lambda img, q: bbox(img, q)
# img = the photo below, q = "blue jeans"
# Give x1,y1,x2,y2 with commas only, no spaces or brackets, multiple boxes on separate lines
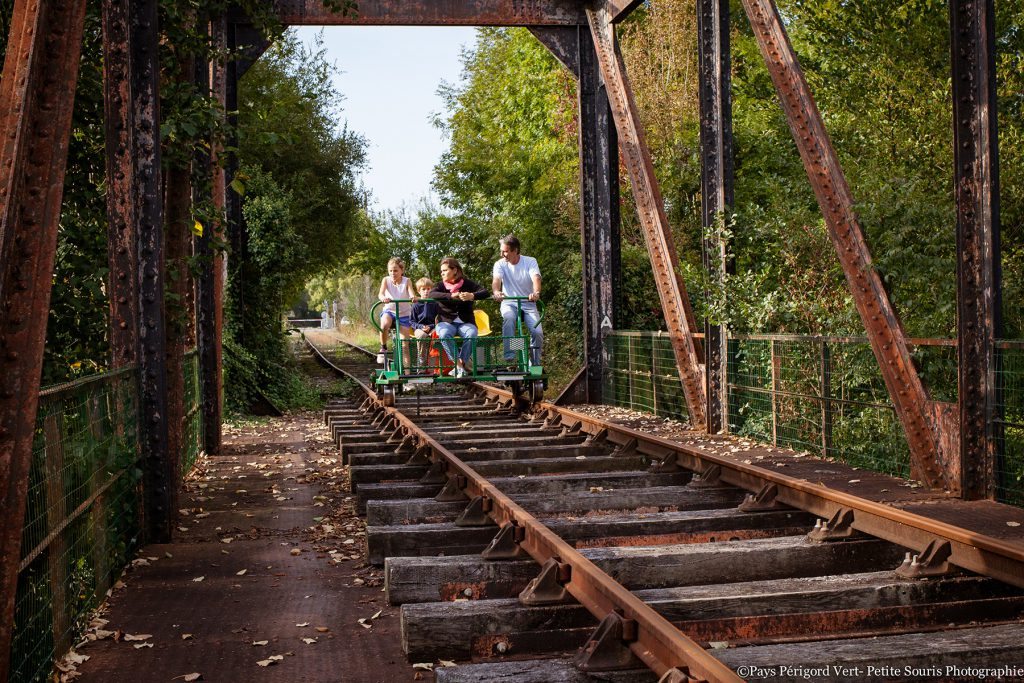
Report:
435,322,478,366
501,302,543,365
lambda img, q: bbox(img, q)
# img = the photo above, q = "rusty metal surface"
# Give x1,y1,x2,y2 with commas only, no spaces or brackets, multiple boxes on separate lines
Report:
272,0,586,25
697,0,733,435
587,7,708,429
0,0,88,677
485,386,1024,590
102,0,138,368
574,24,620,404
738,0,950,490
950,0,1001,500
379,411,740,680
198,15,229,455
130,0,174,541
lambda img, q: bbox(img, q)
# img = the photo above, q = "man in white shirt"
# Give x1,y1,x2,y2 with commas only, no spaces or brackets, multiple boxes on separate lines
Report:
492,235,543,366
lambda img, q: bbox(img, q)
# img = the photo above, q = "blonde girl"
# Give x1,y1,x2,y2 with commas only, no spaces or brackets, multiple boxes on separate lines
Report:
377,257,414,353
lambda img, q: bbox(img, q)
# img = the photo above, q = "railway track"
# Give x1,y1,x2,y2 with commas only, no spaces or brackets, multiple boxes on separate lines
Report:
304,332,1024,682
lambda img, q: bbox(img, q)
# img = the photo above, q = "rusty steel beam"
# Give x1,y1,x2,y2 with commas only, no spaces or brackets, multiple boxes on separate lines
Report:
129,0,174,540
383,404,742,681
602,0,645,23
165,36,197,486
103,0,138,368
586,7,707,429
0,1,88,677
739,0,949,490
533,25,620,404
198,15,230,455
697,0,734,435
271,0,586,25
950,0,1001,500
576,24,620,404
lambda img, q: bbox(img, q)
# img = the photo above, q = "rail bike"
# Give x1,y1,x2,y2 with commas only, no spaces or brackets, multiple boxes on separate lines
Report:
369,296,544,407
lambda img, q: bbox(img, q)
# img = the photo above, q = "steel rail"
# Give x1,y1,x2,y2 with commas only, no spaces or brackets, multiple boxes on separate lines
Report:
307,337,736,680
381,400,741,682
472,385,1024,590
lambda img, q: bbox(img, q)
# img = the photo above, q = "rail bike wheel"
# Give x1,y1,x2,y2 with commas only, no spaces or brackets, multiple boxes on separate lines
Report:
529,379,544,405
381,384,396,407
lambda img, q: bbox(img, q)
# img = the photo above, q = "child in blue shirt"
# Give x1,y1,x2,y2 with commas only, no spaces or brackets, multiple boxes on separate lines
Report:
410,277,439,371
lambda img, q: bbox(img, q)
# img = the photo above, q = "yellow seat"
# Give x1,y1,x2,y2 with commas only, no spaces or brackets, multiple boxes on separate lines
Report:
474,309,491,336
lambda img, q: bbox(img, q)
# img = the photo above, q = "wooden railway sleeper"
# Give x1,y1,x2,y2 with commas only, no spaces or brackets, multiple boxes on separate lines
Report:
481,522,528,561
519,557,572,606
435,475,469,502
738,482,786,512
895,539,956,579
454,495,497,527
807,507,859,542
573,610,643,672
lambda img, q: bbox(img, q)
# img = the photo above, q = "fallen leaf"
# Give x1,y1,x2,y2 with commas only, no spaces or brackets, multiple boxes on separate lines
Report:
290,548,301,556
133,643,154,649
252,640,268,646
412,663,434,671
301,638,317,645
315,627,329,633
256,660,275,668
370,610,382,620
439,660,457,667
193,576,205,583
181,633,193,640
296,622,309,628
848,479,861,484
236,569,247,576
1009,521,1021,527
123,634,152,642
183,674,202,682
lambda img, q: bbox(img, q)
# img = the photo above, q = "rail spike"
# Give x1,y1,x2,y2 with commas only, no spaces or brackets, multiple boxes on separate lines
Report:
519,558,572,605
419,460,447,485
689,463,722,488
573,610,643,672
738,482,786,512
807,508,859,543
435,475,469,502
481,522,528,561
657,668,695,683
404,445,431,466
454,496,496,527
895,540,957,579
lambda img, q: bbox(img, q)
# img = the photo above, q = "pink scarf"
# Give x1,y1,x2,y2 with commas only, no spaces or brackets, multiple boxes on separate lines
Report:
442,278,464,293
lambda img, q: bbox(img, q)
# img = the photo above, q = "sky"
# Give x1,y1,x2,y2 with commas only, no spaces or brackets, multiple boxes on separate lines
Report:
293,26,478,214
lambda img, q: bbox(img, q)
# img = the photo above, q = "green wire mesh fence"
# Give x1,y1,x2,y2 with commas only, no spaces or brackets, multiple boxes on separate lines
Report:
11,352,202,682
602,332,690,422
602,331,1024,504
996,343,1024,506
181,349,203,480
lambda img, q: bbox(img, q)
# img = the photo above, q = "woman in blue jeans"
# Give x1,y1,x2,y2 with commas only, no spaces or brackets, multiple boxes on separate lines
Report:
429,257,491,378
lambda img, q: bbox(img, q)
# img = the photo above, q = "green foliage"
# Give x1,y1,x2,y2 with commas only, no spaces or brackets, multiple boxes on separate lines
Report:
227,30,367,413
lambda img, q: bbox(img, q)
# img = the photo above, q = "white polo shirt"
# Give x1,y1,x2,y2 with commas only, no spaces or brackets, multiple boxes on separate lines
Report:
493,255,541,299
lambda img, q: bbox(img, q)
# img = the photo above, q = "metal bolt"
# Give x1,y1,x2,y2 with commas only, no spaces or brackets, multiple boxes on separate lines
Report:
495,641,508,654
463,588,473,597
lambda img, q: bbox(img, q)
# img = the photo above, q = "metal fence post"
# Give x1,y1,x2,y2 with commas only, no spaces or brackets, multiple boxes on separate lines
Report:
43,414,70,658
821,339,833,458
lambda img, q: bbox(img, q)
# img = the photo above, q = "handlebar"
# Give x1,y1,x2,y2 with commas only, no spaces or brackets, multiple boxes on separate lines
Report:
369,296,545,332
